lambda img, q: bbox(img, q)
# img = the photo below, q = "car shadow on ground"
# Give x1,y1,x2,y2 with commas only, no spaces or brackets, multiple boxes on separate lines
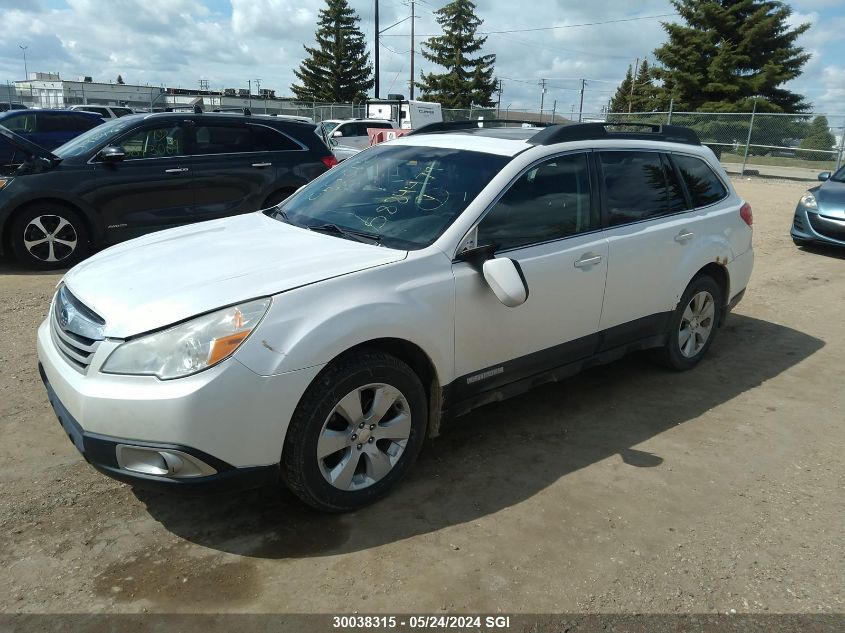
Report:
134,313,823,559
0,256,69,276
797,243,845,260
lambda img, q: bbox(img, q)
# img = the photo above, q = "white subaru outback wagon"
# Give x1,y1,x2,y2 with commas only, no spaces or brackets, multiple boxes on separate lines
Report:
37,121,754,511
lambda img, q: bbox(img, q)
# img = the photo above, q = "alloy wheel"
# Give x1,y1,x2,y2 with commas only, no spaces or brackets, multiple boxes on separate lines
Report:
678,290,715,358
23,215,78,263
317,383,412,491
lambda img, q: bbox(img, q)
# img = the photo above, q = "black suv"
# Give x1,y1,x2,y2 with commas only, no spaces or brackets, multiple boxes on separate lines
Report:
0,112,336,269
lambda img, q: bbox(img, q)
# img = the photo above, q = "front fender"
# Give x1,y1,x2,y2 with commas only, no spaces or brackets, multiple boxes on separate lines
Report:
234,254,456,384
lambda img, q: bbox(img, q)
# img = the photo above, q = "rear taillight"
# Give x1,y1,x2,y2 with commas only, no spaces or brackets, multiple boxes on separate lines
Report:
740,202,753,227
321,155,339,169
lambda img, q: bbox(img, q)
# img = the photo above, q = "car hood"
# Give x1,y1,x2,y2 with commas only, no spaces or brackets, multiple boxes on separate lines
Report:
0,124,60,161
62,212,407,338
817,180,845,218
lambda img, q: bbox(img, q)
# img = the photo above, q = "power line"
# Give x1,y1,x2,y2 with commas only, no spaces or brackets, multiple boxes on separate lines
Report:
381,13,677,36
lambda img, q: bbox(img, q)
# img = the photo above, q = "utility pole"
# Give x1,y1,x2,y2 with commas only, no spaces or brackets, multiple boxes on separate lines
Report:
19,45,28,80
539,78,547,122
495,78,503,118
374,0,380,99
409,0,415,99
247,79,252,109
578,79,586,122
628,57,639,114
254,78,263,113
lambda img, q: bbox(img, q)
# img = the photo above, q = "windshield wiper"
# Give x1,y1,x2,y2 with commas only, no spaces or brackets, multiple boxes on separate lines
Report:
306,223,382,245
267,207,293,224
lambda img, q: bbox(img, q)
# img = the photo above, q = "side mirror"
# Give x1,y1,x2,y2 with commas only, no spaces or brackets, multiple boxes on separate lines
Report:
332,130,343,138
99,145,126,163
818,171,831,182
482,258,528,307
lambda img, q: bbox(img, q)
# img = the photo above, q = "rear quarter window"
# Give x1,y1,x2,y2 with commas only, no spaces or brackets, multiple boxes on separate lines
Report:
250,125,302,151
673,154,728,207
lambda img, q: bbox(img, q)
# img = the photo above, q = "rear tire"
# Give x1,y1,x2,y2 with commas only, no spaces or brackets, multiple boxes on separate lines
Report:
10,203,89,270
651,275,723,371
281,349,427,512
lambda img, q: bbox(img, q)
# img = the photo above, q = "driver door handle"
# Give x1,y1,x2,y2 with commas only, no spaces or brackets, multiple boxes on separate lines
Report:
252,162,272,168
164,168,189,174
574,255,602,268
675,230,695,243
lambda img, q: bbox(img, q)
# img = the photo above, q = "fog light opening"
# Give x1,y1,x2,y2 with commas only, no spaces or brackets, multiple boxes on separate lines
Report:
116,445,217,478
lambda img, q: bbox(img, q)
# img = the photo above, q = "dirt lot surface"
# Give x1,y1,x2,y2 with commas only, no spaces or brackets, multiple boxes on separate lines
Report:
1,177,843,619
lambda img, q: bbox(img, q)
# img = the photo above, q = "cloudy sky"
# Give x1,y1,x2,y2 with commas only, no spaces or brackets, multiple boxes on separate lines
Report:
1,0,844,114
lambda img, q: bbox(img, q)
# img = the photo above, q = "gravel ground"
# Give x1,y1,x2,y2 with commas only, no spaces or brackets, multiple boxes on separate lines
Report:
0,177,843,618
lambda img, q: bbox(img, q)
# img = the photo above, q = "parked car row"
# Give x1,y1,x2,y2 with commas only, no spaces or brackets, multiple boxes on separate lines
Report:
0,111,337,268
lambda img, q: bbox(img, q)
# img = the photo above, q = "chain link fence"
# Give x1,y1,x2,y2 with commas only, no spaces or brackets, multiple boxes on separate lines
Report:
595,111,845,175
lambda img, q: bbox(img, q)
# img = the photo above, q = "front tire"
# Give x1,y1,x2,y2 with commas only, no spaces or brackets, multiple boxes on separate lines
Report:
10,203,89,270
282,349,427,512
652,275,723,371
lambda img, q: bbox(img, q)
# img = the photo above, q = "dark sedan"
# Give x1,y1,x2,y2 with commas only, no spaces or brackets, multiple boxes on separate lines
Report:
0,112,337,269
792,166,845,248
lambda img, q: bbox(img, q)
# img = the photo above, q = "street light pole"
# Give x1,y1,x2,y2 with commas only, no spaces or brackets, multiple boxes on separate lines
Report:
19,45,28,80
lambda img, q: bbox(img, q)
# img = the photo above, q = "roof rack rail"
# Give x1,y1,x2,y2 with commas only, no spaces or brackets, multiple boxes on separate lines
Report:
530,122,700,146
408,119,552,136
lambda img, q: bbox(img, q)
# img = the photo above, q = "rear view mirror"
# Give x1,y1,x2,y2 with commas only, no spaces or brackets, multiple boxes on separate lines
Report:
482,258,528,307
818,171,831,182
99,145,126,163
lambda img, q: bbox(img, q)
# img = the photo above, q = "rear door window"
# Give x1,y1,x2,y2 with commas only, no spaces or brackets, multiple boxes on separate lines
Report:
194,124,254,155
599,151,688,227
672,154,728,207
112,107,133,118
36,114,72,133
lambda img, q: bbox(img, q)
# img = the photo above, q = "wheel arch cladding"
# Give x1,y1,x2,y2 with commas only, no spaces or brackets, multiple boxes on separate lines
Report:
693,262,730,326
328,338,442,439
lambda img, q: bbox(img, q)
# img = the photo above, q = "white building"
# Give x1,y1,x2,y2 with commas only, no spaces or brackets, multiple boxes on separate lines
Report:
15,72,166,110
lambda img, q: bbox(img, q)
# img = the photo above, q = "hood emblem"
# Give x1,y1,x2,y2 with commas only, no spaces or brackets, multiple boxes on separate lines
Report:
59,305,70,329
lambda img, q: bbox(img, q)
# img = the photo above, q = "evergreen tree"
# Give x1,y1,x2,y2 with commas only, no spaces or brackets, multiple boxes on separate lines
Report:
416,0,497,108
609,66,634,113
291,0,373,102
116,75,124,85
799,115,835,160
653,1,811,113
610,61,662,113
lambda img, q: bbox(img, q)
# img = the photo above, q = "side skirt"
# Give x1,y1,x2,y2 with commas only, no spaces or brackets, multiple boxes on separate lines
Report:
441,312,672,422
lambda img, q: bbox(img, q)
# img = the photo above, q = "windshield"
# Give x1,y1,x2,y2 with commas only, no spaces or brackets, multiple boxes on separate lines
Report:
268,143,509,250
832,165,845,183
321,121,340,133
53,117,137,159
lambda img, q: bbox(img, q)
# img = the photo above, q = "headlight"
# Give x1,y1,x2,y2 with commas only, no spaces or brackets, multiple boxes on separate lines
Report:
799,191,818,209
102,298,271,379
0,177,12,190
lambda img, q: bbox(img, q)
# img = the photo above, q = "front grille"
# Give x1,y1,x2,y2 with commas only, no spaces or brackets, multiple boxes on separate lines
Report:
50,286,105,373
808,213,845,242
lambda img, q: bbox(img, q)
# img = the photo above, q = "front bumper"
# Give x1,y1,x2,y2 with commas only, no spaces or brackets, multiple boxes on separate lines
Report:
37,316,324,488
791,206,845,247
41,364,278,492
